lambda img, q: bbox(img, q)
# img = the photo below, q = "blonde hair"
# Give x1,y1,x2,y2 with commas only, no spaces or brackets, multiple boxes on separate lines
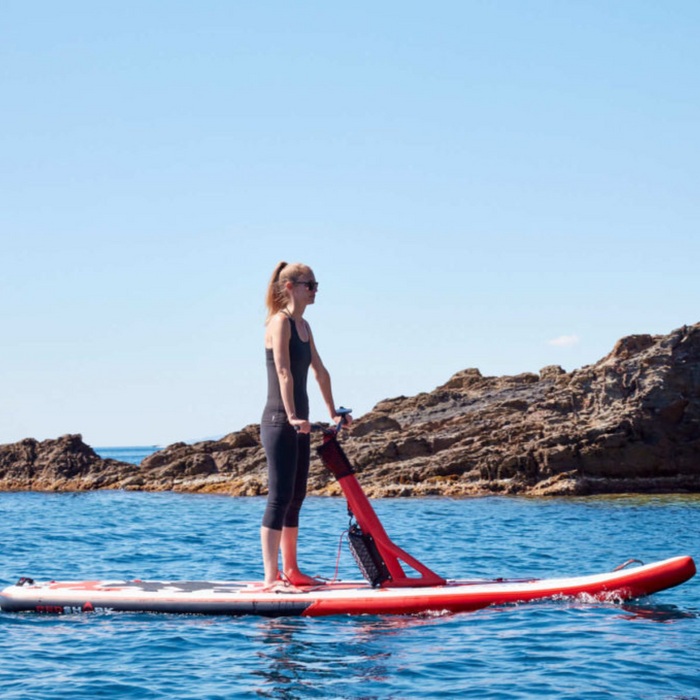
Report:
265,261,313,323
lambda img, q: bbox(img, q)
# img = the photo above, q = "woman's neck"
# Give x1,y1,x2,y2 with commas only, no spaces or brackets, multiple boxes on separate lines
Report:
283,302,305,322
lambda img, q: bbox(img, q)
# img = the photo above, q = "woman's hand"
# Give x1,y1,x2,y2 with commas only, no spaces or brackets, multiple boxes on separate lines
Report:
332,412,352,428
289,418,312,434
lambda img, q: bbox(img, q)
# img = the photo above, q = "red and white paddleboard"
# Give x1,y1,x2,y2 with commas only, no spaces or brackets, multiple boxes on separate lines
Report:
1,555,695,617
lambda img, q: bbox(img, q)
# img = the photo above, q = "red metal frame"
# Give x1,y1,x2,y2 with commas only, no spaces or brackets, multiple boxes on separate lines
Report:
318,434,446,588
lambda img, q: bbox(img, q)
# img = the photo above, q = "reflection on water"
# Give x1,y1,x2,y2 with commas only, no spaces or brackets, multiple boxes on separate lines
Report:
618,602,700,623
252,617,393,698
248,597,700,697
575,493,700,508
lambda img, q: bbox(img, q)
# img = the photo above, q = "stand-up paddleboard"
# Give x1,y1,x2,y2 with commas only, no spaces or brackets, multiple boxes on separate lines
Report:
0,556,695,617
1,414,696,617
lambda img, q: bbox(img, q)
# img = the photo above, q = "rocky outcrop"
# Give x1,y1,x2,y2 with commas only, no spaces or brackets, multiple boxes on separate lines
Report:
2,322,699,497
336,323,700,497
0,434,140,491
132,425,267,495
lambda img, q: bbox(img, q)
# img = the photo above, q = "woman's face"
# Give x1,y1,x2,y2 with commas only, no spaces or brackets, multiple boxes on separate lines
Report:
290,271,318,306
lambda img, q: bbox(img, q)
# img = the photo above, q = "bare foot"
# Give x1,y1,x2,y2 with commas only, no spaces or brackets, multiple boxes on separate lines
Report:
261,580,303,594
283,570,324,586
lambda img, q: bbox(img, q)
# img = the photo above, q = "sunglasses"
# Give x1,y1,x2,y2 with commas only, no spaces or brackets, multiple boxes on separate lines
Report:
295,280,319,291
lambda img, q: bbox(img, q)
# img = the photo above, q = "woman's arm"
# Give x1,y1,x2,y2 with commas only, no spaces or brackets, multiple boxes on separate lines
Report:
269,314,310,432
308,324,351,426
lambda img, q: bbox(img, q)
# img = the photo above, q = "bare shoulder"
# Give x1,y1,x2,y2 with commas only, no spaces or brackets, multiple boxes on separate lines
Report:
265,313,291,346
269,312,291,332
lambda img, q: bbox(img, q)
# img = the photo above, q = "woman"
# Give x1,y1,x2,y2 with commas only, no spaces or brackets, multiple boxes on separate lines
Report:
261,261,349,591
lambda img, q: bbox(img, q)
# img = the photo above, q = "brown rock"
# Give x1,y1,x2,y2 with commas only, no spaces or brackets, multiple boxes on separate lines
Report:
331,322,700,497
350,413,402,437
0,434,138,491
540,365,566,381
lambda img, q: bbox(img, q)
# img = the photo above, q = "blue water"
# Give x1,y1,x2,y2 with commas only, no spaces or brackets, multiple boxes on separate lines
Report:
1,450,699,699
94,446,160,465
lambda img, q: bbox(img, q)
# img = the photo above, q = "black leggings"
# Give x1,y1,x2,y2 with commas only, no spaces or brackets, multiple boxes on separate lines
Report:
261,423,311,531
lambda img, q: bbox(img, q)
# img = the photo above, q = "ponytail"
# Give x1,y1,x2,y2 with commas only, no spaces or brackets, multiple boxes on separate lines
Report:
264,261,313,323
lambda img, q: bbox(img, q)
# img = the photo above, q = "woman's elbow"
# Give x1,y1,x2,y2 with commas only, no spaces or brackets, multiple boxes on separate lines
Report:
315,366,331,384
276,367,292,383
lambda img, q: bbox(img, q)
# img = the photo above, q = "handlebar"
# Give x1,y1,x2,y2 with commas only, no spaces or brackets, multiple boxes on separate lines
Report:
306,406,352,435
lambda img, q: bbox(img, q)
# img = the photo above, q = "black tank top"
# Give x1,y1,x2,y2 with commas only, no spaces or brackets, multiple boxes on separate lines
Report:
262,315,312,425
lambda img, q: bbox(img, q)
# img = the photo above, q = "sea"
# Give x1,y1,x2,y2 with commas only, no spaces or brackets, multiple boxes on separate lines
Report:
0,446,698,699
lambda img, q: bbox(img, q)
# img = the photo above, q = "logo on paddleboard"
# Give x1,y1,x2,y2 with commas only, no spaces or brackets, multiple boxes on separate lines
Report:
35,603,113,614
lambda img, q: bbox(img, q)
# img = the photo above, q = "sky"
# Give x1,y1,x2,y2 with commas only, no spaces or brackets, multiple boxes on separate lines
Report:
1,1,698,447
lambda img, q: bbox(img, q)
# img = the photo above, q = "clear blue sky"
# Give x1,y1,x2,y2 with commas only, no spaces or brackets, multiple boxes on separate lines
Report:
2,1,698,446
